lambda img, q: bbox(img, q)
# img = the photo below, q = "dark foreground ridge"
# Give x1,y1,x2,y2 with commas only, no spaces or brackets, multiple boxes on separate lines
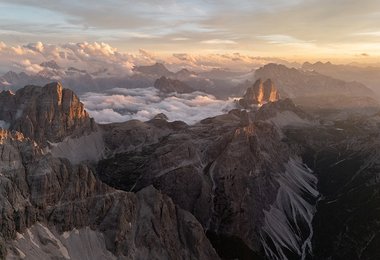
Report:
1,82,380,259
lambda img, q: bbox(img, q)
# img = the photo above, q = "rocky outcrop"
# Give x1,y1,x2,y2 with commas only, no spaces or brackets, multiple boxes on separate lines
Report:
238,79,279,107
97,105,316,258
0,129,219,259
93,96,327,260
0,83,220,259
151,113,169,121
154,76,194,94
0,82,95,145
2,78,380,260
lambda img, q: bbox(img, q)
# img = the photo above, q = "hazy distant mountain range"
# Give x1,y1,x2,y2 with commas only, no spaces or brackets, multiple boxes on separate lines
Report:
302,61,380,96
0,61,252,98
1,60,377,101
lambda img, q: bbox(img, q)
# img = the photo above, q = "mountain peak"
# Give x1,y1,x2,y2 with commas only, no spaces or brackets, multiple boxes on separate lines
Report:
133,63,173,77
238,78,279,108
154,76,194,94
0,82,95,144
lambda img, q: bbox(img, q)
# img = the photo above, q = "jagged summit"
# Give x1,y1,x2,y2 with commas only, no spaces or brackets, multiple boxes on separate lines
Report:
238,78,279,108
152,113,169,121
133,62,173,77
154,76,194,94
0,82,95,144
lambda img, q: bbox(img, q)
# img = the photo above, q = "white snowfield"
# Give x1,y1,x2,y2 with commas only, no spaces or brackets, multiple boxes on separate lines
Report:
6,223,116,260
260,157,319,260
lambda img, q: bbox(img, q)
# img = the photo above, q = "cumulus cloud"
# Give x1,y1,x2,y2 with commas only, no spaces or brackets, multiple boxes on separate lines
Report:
0,41,152,75
81,87,237,124
18,59,43,73
0,41,299,75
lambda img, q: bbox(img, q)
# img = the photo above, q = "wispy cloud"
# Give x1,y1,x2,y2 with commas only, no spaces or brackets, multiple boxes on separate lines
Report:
172,37,190,41
256,34,316,49
201,39,238,45
352,31,380,37
256,35,310,44
1,0,380,58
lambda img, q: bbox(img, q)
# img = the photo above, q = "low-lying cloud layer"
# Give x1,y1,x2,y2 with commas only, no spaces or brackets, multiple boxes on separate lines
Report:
81,87,237,124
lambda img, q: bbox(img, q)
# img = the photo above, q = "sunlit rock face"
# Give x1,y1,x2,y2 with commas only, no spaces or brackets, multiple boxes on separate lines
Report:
239,79,279,108
0,82,96,145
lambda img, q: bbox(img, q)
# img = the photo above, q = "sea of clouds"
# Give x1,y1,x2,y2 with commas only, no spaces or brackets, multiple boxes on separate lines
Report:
81,87,237,125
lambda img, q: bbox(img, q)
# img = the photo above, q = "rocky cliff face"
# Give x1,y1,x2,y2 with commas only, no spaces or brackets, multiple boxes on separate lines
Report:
96,101,319,259
3,81,378,260
0,129,219,260
238,79,279,108
0,83,219,260
0,82,95,145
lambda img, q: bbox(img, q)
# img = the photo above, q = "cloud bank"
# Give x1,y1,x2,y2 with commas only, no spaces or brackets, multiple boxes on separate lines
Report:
0,41,296,75
81,87,237,125
0,41,142,75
